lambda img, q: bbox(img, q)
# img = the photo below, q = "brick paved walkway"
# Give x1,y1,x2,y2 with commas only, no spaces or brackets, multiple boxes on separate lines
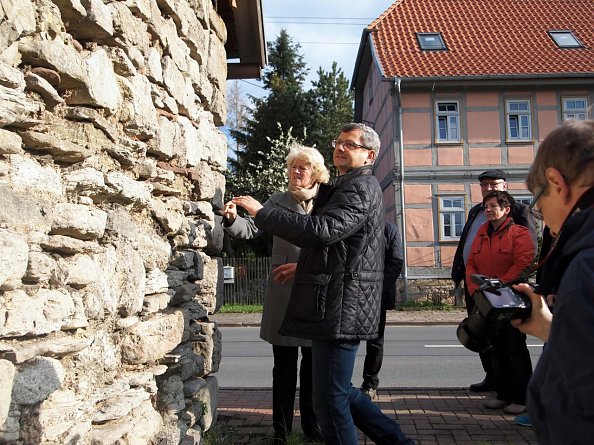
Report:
217,387,537,444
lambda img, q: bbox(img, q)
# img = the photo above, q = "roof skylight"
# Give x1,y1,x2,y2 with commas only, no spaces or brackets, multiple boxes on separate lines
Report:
549,31,582,48
416,32,447,51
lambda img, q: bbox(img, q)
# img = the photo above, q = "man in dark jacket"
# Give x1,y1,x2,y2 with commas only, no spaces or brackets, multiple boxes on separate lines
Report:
361,221,404,399
512,119,594,443
232,123,413,444
451,169,536,392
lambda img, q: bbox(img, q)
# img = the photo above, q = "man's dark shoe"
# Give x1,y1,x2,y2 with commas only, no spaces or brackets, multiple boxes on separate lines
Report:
469,377,495,392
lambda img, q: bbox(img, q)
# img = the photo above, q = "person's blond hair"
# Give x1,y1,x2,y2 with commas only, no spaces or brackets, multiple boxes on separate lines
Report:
286,144,330,184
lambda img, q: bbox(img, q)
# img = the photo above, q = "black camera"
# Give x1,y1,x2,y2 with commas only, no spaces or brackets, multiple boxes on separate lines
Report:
456,274,531,353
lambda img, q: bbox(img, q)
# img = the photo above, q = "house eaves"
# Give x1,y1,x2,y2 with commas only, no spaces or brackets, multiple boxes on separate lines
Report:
218,0,267,79
393,72,594,91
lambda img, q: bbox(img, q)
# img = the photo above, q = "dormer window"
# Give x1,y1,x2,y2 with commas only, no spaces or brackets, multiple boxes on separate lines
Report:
549,31,582,48
416,33,446,51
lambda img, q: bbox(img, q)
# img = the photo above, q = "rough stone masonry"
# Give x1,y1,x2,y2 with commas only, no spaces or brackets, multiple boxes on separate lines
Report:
0,0,230,443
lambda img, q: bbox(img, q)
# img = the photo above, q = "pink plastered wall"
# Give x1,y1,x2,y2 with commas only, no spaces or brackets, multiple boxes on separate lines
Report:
401,93,431,145
406,208,434,241
404,149,432,166
437,145,463,165
509,145,535,164
468,146,502,165
407,246,435,267
404,184,432,204
440,245,458,267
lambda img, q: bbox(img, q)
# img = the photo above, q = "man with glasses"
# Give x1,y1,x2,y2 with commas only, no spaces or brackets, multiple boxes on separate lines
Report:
233,123,413,444
511,119,594,443
452,169,537,392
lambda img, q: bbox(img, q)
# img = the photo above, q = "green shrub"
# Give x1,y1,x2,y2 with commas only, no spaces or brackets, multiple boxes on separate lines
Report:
395,300,454,311
219,303,263,313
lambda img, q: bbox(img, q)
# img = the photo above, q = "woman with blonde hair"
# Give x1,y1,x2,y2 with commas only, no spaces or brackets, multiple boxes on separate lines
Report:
223,143,329,444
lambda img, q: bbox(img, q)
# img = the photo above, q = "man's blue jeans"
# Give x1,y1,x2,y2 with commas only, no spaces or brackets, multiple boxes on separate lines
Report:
311,339,414,445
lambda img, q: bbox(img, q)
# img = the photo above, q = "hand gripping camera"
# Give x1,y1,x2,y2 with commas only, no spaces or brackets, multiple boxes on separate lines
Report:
456,274,532,353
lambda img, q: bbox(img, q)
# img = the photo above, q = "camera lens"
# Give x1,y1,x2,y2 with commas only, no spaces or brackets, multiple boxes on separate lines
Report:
456,314,497,353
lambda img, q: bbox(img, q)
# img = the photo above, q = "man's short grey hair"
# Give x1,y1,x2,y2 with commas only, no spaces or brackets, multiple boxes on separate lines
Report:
340,123,381,154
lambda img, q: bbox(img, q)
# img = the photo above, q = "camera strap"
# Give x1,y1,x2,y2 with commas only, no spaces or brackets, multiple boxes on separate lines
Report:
501,231,560,289
529,233,560,276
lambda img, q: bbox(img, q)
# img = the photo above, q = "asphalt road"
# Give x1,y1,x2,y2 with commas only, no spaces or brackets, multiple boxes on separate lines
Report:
217,325,545,388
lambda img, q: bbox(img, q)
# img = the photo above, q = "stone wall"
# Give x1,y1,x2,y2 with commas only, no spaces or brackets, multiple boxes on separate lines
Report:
397,279,457,306
0,0,229,443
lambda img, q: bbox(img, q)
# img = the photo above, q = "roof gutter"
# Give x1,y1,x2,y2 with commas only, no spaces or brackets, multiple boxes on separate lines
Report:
395,73,594,90
399,72,594,82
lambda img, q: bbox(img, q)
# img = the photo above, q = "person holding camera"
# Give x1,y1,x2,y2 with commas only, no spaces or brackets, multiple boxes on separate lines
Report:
511,119,594,443
465,190,535,414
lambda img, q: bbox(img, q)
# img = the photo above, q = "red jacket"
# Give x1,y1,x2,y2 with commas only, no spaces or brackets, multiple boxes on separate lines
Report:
466,216,535,296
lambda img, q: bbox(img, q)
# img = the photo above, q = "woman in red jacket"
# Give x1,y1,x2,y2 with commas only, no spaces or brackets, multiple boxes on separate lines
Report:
466,190,535,415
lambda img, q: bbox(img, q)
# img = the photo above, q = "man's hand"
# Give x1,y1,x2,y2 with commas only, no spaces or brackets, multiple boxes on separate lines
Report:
232,196,263,217
223,200,237,223
272,263,297,284
511,283,553,342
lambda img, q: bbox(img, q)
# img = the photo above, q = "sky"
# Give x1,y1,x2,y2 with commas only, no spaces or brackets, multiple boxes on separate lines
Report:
235,0,396,99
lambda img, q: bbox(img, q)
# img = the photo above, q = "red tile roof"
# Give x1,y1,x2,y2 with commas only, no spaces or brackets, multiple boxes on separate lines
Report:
369,0,594,79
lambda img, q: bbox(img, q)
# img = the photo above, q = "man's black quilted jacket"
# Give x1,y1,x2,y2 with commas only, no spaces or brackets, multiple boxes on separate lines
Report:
254,165,385,340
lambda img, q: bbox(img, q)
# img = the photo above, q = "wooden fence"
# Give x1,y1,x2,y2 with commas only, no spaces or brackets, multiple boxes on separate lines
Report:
222,257,270,305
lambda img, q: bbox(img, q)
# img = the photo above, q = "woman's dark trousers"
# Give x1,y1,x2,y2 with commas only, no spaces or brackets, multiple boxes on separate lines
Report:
491,322,533,405
272,345,317,442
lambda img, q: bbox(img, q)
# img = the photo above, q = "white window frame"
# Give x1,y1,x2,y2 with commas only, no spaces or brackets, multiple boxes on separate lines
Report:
506,99,532,142
562,97,589,121
435,101,460,143
438,196,465,241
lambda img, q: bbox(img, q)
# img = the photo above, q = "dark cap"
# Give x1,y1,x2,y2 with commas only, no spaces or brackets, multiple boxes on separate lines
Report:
478,169,507,181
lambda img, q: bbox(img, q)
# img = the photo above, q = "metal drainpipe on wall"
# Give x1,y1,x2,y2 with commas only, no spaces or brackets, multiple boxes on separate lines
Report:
394,77,408,301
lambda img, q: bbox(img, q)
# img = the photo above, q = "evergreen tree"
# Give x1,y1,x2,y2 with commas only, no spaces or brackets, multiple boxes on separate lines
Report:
229,29,310,178
306,62,354,165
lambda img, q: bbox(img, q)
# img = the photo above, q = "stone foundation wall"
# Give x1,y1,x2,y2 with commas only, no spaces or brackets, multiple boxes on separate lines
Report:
397,279,458,306
0,0,228,443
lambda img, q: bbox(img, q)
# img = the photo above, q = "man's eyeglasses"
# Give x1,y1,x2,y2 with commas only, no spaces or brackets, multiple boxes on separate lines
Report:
332,139,372,151
480,180,505,189
529,186,546,220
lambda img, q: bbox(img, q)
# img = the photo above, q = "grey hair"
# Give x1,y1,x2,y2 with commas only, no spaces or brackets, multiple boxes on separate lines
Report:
286,144,330,184
340,122,381,154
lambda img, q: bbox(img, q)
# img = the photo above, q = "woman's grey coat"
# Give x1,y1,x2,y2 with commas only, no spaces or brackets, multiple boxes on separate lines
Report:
224,191,311,347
